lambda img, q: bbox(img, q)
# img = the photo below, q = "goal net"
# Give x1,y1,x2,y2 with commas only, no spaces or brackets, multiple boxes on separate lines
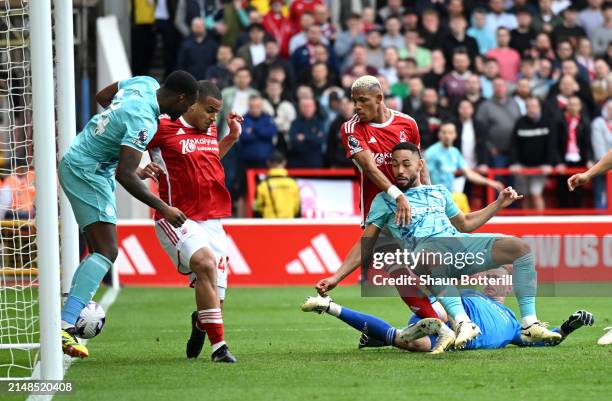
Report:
0,0,40,380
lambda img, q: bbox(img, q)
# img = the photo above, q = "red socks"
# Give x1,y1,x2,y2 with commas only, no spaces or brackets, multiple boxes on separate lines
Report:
197,308,225,352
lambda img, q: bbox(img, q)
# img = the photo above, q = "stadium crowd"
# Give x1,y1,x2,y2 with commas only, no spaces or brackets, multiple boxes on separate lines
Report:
130,0,612,215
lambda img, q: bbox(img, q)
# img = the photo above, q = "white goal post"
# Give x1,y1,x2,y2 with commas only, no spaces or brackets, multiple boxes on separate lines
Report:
0,0,79,381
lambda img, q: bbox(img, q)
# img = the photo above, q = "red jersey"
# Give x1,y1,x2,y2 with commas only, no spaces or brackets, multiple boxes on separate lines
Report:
340,110,421,225
147,116,231,221
289,0,323,32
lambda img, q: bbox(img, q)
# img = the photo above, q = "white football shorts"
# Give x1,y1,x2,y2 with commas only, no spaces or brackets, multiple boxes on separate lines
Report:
154,218,228,299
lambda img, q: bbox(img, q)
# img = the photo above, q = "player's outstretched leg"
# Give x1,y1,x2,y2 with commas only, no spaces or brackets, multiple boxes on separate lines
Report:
60,222,117,358
190,248,236,363
398,318,456,354
492,237,561,343
301,296,399,347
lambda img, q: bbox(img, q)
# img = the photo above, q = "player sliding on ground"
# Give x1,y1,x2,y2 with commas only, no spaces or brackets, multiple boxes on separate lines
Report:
140,81,241,363
59,72,198,358
313,142,562,353
301,287,594,352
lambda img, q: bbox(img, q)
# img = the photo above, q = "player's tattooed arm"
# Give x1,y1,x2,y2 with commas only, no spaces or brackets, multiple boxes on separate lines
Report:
95,82,119,108
353,150,412,225
116,146,187,227
316,224,381,295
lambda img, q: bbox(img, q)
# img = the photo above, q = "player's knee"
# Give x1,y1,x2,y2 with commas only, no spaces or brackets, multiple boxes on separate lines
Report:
97,245,118,263
189,249,216,278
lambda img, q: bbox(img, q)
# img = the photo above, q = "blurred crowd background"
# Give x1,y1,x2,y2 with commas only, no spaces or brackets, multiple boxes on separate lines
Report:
131,0,611,215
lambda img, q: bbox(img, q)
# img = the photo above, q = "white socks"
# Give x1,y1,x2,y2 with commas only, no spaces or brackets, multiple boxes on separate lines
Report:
521,315,538,328
327,302,342,317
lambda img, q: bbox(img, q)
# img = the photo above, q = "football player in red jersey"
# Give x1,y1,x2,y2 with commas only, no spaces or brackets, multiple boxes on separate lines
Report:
317,75,440,326
139,81,242,363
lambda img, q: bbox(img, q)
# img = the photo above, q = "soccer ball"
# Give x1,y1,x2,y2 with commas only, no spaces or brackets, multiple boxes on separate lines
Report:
75,301,106,339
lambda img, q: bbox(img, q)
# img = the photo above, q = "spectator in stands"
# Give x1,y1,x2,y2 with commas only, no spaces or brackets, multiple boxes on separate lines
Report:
532,0,563,33
314,3,336,44
382,17,404,51
554,95,593,208
439,50,473,105
262,79,297,153
308,62,335,99
534,57,557,98
378,0,404,22
333,13,366,63
422,49,446,90
255,151,301,219
590,2,612,56
218,67,259,137
510,8,536,57
289,0,323,33
576,37,597,81
486,0,518,31
262,0,292,58
288,97,326,168
253,39,295,92
468,8,496,55
519,57,546,99
509,0,538,15
509,97,557,211
342,44,378,77
235,8,265,49
401,30,432,75
292,25,334,81
131,0,156,76
214,0,249,48
476,78,521,168
546,73,592,119
205,44,233,90
530,32,556,60
330,0,375,31
480,57,500,99
401,7,419,32
389,59,415,100
420,8,447,50
174,0,220,38
513,78,532,115
236,23,266,69
326,96,356,168
240,94,278,170
3,164,35,219
360,7,377,33
463,74,485,111
578,0,604,37
591,58,612,106
289,12,316,55
590,100,612,209
379,47,400,86
455,99,490,175
425,122,503,212
415,88,454,148
442,15,479,69
552,5,587,48
363,28,385,71
402,77,425,115
554,40,589,81
177,17,219,80
154,0,180,78
487,27,521,83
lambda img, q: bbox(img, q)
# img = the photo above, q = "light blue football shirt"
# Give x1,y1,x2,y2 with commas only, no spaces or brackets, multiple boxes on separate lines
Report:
366,184,461,240
424,142,466,192
63,76,160,174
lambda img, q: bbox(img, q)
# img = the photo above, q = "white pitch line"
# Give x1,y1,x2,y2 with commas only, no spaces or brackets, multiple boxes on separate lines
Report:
27,287,120,401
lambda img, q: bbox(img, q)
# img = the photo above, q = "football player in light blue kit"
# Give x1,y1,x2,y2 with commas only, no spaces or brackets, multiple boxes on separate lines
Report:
59,71,198,358
313,142,562,353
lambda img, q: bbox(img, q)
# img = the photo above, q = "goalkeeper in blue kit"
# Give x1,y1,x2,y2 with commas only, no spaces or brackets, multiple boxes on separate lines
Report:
308,142,563,353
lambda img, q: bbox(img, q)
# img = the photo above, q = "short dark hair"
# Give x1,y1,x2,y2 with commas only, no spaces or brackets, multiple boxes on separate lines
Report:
197,80,221,100
391,142,421,158
268,151,286,165
248,22,265,32
236,67,252,75
162,70,198,96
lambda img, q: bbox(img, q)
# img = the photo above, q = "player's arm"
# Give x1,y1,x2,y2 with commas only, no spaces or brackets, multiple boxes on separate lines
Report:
450,186,523,232
316,224,381,295
95,82,119,108
116,146,186,227
568,149,612,191
219,112,244,158
353,150,411,225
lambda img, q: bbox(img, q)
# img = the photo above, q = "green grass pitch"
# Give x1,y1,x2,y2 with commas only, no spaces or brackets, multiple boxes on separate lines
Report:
11,286,612,401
